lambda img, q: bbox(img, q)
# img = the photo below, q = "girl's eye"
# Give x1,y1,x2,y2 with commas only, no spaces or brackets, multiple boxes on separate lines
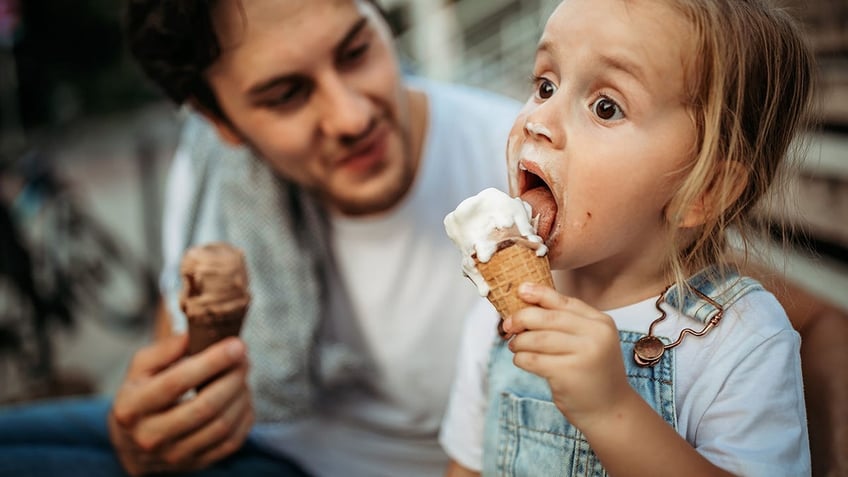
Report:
591,97,624,120
536,78,556,100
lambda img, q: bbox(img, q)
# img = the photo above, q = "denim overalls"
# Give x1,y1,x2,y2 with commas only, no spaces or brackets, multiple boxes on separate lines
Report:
481,267,763,476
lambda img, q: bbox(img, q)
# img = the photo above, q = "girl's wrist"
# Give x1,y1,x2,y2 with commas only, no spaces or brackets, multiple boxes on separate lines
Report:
573,387,645,439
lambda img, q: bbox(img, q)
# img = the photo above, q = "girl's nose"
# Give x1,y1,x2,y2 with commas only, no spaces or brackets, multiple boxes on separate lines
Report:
525,121,553,141
523,108,564,149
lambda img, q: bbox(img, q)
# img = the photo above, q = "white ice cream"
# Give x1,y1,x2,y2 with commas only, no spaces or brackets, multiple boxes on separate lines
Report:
444,187,547,296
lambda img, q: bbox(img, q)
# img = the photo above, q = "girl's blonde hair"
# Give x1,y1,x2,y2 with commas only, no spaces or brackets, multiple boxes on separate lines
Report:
664,0,816,289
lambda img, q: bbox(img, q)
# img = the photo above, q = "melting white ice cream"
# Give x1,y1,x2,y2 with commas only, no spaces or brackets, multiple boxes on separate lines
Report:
444,187,547,295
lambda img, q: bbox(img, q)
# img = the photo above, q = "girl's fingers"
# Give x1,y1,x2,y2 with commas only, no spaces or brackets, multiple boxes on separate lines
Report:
504,305,578,335
508,329,580,355
518,283,598,314
503,283,604,334
512,351,564,379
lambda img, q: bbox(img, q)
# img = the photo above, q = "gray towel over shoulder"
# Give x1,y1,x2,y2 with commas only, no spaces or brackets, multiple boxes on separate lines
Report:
169,114,366,421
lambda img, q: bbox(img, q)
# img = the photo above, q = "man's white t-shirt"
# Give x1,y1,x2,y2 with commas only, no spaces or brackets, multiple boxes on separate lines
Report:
161,78,521,477
440,289,811,477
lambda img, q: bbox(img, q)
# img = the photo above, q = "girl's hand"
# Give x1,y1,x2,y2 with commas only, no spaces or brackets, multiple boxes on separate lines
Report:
502,283,636,430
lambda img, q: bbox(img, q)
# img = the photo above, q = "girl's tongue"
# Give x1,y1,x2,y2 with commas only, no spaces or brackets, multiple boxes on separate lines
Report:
520,186,557,242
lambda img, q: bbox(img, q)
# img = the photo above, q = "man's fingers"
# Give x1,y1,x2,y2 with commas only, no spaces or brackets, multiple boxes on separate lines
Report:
189,398,254,471
147,338,246,411
116,338,247,427
161,387,252,466
112,335,189,427
136,361,249,450
127,334,189,378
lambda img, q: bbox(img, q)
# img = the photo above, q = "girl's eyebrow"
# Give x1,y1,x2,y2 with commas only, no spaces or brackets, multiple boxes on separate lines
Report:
536,38,553,55
537,39,647,88
596,54,648,88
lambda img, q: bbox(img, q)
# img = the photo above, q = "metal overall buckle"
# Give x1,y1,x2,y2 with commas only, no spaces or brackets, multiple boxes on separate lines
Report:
633,285,724,367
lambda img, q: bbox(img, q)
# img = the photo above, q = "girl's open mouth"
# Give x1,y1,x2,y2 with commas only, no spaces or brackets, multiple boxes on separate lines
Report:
518,165,557,243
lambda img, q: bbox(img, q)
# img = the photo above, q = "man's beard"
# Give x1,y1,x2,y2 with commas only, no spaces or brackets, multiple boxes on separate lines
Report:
236,117,416,217
322,120,416,216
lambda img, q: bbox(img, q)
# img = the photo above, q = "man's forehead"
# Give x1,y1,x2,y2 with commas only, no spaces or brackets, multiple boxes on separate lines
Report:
211,0,362,48
205,0,375,95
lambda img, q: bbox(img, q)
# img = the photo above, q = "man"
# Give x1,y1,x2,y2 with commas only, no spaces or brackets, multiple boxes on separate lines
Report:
121,0,515,475
0,0,844,476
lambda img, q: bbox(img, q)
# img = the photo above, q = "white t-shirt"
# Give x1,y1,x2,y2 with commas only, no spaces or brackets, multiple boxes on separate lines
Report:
161,78,521,477
440,290,810,477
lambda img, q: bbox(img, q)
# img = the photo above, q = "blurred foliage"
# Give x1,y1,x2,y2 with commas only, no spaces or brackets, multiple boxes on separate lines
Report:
11,0,163,129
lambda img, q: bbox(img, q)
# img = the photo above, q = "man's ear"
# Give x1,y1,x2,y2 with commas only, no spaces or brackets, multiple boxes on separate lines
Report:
679,160,749,228
188,99,244,146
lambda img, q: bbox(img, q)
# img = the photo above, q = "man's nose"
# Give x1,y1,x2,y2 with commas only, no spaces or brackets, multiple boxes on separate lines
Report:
318,76,372,139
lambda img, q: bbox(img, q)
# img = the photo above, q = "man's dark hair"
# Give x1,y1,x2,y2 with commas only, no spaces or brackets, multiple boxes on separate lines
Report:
125,0,386,119
126,0,225,117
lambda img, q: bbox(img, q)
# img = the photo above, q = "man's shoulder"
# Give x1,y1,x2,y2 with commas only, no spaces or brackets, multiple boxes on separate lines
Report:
176,110,257,168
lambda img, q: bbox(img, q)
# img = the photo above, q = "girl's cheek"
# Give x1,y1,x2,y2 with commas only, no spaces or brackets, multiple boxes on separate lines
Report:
506,125,525,195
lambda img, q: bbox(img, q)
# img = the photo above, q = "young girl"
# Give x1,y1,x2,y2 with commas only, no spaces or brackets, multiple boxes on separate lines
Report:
439,0,814,476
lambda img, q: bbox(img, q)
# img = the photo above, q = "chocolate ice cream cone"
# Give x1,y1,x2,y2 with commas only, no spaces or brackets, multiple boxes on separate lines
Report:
184,303,247,356
179,242,250,356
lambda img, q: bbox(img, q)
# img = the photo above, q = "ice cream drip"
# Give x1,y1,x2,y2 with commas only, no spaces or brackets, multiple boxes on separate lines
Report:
444,187,547,296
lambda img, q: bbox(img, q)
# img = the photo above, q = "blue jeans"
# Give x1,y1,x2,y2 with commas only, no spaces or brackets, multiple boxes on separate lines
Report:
0,397,310,477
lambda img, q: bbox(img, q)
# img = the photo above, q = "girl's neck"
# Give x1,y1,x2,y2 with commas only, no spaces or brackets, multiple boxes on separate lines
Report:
554,266,671,312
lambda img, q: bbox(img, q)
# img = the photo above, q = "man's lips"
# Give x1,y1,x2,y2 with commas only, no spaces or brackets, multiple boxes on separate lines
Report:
518,162,557,242
335,125,390,174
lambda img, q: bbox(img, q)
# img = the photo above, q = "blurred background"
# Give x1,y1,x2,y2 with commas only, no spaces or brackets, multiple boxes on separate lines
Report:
0,0,846,405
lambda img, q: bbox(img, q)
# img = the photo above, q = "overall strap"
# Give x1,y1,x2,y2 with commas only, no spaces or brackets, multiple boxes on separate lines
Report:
664,266,764,324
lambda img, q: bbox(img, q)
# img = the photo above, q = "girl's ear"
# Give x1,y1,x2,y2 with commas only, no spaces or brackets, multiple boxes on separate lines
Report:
679,160,749,228
189,99,245,147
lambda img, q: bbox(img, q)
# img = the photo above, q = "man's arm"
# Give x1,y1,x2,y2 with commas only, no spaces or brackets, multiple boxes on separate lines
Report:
752,266,848,476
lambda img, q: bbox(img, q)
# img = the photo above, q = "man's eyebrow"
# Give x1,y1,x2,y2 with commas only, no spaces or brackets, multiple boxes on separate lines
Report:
248,73,300,98
335,17,369,56
247,17,369,97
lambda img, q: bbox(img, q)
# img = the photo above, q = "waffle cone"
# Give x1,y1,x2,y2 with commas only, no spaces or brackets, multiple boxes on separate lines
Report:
476,242,554,318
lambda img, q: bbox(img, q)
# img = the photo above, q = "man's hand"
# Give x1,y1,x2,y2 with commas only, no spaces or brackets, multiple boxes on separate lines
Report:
108,334,253,476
